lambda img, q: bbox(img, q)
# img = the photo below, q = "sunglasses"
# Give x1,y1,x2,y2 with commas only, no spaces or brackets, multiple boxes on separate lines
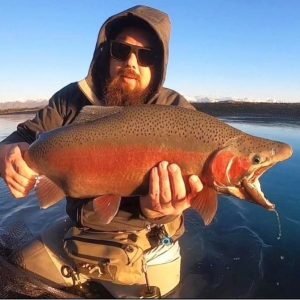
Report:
110,40,158,67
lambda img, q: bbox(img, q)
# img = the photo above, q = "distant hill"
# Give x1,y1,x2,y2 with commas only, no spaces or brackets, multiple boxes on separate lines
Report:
0,99,300,120
192,101,300,114
184,95,298,103
0,100,48,114
191,102,300,124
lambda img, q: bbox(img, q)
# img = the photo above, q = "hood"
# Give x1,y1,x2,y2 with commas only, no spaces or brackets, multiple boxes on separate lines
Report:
81,5,171,104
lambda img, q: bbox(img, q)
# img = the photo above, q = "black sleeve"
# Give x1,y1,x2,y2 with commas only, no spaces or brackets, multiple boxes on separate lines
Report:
0,82,91,145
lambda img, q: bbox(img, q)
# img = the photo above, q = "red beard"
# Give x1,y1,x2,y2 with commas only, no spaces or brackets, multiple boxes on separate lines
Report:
104,68,150,106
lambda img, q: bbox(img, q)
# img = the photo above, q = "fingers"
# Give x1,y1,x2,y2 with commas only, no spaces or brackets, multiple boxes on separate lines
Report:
168,163,190,212
9,170,36,195
141,162,173,218
188,175,203,197
141,161,203,219
148,161,176,213
12,155,37,180
158,161,172,206
148,166,160,211
6,176,33,198
168,164,186,200
0,143,37,198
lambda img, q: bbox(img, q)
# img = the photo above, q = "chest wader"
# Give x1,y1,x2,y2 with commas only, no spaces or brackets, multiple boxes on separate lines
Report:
62,215,184,298
19,215,184,298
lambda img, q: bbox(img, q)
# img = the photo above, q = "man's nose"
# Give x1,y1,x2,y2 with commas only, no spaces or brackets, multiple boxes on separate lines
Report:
125,52,139,69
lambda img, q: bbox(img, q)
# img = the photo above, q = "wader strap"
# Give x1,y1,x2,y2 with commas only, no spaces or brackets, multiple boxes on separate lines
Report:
163,214,184,240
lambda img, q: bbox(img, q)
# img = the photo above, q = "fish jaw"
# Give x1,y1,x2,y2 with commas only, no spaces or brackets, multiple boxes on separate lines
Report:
236,162,277,209
213,162,276,210
241,177,275,210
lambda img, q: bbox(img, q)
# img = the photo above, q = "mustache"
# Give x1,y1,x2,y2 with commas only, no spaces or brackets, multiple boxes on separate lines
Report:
118,68,140,80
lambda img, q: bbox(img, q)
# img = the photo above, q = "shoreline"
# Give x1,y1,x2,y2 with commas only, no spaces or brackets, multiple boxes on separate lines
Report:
191,102,300,125
191,102,300,117
1,102,300,120
0,108,43,115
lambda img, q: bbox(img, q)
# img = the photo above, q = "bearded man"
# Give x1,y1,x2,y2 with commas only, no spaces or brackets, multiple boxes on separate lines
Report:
0,5,202,298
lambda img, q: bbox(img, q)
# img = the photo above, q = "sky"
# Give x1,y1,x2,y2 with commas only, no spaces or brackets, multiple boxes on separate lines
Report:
0,0,300,103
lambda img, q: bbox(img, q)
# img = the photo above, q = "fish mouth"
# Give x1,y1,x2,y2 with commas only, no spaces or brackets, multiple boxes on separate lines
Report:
217,163,276,210
240,164,275,210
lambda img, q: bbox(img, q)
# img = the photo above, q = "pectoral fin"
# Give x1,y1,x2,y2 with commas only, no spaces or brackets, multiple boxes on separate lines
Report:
35,175,66,209
93,195,122,224
190,186,218,225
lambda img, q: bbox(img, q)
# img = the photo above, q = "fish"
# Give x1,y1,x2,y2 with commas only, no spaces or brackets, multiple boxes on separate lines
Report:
23,105,293,225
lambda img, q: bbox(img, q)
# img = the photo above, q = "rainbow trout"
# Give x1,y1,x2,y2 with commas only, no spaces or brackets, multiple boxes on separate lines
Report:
24,105,293,225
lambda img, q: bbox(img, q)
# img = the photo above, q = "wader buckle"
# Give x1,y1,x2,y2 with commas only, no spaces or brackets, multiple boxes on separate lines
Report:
157,225,173,246
61,264,82,287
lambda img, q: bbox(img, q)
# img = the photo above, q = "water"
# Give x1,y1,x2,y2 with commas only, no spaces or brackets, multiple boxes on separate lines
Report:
180,116,300,298
0,112,299,298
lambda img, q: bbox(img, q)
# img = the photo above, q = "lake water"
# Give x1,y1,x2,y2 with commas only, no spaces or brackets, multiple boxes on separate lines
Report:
0,112,299,298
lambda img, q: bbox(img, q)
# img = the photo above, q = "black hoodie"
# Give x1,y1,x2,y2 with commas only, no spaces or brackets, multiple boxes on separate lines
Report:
0,5,195,230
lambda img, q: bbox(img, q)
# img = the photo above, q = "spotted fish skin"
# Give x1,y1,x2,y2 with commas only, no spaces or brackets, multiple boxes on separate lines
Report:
24,105,293,225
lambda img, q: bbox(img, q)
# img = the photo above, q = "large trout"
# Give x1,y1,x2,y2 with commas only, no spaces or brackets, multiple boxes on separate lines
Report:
24,105,293,225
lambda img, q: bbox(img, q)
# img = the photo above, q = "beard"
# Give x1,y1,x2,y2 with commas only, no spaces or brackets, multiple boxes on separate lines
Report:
104,68,150,106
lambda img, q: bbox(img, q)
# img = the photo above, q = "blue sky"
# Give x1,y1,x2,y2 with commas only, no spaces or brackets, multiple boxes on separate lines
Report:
0,0,299,103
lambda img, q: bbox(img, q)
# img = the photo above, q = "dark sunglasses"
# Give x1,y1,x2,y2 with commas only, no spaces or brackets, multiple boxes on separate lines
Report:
110,40,158,67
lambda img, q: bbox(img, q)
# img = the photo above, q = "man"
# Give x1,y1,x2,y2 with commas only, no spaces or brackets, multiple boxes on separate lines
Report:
0,5,202,297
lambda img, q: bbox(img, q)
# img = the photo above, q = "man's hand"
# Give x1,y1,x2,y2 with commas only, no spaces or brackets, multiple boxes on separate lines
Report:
140,161,203,219
0,143,37,198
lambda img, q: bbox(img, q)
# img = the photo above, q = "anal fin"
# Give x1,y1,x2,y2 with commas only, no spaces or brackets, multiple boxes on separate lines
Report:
190,186,218,225
93,195,122,224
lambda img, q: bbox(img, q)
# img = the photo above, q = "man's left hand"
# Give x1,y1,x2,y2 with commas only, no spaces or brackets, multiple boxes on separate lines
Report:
140,161,203,219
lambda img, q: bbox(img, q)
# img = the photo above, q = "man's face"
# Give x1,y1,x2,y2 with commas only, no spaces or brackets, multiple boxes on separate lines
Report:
109,27,153,92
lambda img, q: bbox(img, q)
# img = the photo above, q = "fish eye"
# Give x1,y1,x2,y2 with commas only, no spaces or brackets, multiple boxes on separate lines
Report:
252,155,261,164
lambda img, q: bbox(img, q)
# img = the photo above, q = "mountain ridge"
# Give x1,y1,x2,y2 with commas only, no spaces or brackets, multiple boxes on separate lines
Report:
0,99,299,116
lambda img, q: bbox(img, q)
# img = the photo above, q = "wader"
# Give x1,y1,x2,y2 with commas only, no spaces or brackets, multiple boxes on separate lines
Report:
20,218,182,298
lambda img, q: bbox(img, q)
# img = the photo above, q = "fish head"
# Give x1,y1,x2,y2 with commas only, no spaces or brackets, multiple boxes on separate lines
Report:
204,134,293,210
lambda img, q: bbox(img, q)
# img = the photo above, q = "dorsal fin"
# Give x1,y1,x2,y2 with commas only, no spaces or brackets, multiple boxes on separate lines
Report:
73,105,123,124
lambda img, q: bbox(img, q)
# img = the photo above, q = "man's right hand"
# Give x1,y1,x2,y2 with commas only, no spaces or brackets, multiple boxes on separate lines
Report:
0,143,37,198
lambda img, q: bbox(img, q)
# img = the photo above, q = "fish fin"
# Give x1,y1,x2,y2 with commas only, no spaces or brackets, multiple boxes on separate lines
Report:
35,176,66,209
93,195,122,224
190,186,218,225
73,106,123,124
